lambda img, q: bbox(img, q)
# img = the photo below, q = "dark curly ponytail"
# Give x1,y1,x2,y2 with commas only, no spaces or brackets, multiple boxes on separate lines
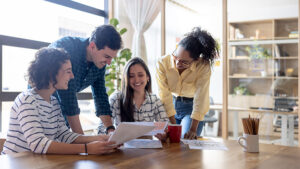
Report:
179,27,219,66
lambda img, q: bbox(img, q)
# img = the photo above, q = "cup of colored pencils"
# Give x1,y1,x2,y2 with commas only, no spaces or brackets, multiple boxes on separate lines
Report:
238,115,260,153
242,115,259,135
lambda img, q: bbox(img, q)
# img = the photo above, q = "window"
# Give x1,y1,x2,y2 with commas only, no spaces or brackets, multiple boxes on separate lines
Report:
2,46,37,92
0,0,108,132
0,0,104,43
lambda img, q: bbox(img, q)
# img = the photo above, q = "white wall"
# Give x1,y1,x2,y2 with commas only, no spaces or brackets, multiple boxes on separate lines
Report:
228,0,298,22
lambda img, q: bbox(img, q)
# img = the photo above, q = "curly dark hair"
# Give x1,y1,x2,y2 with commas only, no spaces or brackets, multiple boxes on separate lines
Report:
28,47,71,90
89,25,122,50
120,57,152,122
179,27,219,65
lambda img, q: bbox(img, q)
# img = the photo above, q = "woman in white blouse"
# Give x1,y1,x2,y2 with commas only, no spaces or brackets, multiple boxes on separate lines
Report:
2,48,117,155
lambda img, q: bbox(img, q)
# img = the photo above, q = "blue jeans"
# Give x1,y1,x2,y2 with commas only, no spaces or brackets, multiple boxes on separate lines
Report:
173,97,204,138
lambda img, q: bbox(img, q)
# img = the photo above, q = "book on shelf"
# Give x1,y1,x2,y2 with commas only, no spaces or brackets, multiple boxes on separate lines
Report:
229,25,235,40
235,56,249,59
230,46,236,58
274,44,280,58
288,31,298,38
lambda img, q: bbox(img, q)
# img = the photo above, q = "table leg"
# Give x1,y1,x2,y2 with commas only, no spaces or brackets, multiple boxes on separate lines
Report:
233,111,238,139
287,115,294,146
281,115,288,146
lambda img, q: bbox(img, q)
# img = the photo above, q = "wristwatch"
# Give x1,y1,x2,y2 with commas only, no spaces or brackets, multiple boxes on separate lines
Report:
105,125,115,134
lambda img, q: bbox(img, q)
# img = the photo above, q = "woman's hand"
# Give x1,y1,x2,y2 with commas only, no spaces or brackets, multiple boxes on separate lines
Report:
169,116,177,124
96,134,110,142
184,119,199,139
155,133,167,142
87,141,117,155
184,130,197,140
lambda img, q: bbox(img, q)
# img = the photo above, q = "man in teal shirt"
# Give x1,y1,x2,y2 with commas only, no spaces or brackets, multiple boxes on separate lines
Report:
49,25,122,134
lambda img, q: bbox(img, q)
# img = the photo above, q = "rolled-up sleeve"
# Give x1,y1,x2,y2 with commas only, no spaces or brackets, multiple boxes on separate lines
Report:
191,65,211,121
156,61,176,117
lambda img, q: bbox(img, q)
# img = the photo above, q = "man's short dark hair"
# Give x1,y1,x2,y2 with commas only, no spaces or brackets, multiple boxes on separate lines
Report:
28,47,70,90
89,25,122,50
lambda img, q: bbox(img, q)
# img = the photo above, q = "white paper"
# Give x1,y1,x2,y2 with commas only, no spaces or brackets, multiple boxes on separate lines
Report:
108,122,155,145
123,122,168,136
181,139,228,151
124,139,163,149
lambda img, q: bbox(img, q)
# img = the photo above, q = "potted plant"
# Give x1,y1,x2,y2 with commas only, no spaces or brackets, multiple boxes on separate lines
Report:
105,18,132,95
245,45,271,59
233,85,250,95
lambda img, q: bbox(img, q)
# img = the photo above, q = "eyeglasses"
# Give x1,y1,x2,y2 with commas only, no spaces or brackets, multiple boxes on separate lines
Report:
172,49,193,67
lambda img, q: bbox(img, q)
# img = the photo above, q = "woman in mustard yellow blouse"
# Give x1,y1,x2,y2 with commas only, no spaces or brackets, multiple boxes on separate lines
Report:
156,27,219,139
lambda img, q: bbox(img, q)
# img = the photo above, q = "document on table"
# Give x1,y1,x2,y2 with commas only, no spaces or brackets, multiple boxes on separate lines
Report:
123,122,168,136
124,139,163,149
181,139,228,151
109,122,155,145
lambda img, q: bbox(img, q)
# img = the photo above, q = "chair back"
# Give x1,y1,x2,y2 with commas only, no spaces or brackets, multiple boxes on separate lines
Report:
0,138,5,153
204,97,217,122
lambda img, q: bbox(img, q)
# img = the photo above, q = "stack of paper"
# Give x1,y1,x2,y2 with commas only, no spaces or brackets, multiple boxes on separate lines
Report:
181,139,228,151
124,139,163,149
109,123,155,145
122,122,168,136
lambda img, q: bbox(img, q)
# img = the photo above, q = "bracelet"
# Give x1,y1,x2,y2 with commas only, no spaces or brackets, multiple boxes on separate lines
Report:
105,125,115,134
84,143,88,154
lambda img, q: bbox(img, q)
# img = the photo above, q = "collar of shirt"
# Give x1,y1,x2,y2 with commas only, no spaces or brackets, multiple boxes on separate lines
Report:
133,91,151,103
132,91,151,109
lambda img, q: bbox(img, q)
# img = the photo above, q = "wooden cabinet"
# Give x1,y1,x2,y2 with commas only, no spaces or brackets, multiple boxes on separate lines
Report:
228,18,298,109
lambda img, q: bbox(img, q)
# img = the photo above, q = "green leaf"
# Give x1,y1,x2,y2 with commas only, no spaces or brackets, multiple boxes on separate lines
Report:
110,18,119,28
119,28,127,35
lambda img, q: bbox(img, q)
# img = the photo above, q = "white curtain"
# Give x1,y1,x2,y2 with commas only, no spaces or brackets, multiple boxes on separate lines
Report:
122,0,162,63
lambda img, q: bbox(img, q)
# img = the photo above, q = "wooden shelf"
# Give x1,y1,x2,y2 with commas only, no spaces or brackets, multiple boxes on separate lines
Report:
228,39,298,46
229,37,298,41
275,76,298,80
274,37,298,40
274,57,298,60
229,57,298,60
229,76,273,79
229,38,273,41
274,96,298,99
229,57,250,60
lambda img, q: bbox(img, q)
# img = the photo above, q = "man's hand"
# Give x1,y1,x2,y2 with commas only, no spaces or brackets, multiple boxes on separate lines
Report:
106,127,115,135
67,115,84,134
99,115,113,128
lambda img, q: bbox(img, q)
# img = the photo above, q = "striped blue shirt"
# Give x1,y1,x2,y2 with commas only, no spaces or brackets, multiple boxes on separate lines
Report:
2,89,80,155
49,37,112,117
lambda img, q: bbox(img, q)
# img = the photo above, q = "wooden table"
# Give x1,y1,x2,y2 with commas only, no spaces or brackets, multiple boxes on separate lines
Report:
210,105,298,145
1,141,300,169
